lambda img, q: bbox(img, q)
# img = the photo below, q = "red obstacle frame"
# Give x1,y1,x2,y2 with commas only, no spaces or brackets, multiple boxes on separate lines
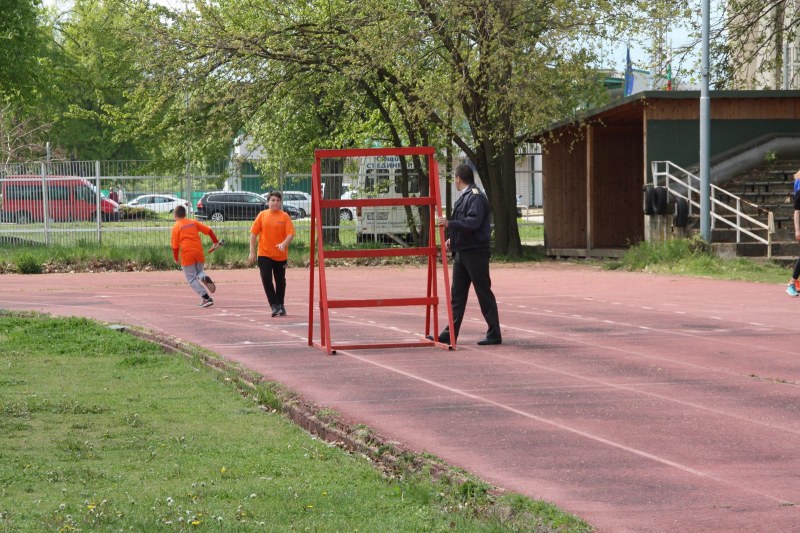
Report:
308,147,455,355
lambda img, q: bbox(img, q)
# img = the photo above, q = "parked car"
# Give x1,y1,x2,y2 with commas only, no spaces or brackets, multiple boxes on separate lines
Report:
195,191,302,222
196,191,268,222
282,203,302,220
0,175,119,223
339,189,356,221
124,194,191,215
267,191,312,218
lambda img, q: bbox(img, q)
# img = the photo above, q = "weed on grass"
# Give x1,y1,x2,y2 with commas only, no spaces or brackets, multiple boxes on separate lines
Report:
0,312,590,532
605,237,790,284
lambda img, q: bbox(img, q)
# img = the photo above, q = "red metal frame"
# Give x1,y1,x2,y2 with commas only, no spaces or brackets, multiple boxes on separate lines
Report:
308,147,455,355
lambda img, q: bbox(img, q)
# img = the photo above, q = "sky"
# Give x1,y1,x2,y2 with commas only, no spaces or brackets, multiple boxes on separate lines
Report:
608,0,727,82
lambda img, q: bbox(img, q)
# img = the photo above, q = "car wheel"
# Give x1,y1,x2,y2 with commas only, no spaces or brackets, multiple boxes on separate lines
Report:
16,211,33,224
340,209,353,221
210,211,225,222
299,208,307,218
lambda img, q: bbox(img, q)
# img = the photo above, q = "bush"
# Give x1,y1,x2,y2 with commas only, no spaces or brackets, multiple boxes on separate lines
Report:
16,254,43,274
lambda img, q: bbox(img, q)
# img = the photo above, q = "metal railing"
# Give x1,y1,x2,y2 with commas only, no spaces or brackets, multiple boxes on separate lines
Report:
651,160,774,257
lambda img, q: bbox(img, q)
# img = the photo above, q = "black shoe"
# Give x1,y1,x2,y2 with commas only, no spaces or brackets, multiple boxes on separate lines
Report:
271,304,279,317
277,304,286,316
477,337,501,346
426,332,452,344
202,275,216,294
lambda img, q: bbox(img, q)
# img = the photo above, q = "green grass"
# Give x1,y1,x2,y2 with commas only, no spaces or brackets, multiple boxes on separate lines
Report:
0,312,591,532
604,237,790,284
0,218,545,273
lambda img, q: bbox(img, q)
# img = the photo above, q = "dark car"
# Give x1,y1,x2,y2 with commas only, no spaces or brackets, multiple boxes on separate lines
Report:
196,192,268,222
282,203,302,219
196,191,302,222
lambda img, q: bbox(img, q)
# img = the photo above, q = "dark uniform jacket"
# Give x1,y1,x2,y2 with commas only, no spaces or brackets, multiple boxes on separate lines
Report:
447,184,491,252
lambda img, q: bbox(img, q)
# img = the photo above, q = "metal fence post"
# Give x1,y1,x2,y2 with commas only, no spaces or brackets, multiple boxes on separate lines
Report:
41,161,50,245
96,160,102,243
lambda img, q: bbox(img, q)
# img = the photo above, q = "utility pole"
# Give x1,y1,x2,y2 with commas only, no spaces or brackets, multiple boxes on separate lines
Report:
700,0,711,241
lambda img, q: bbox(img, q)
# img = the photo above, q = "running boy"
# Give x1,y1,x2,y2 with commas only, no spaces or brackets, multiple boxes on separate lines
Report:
248,191,294,316
171,205,219,307
787,169,800,297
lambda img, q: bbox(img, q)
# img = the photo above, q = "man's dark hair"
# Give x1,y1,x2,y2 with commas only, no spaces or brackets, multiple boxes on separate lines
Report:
455,164,475,185
174,205,186,218
267,190,283,201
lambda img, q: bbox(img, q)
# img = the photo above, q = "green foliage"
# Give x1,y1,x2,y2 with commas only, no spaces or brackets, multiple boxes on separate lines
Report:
0,312,591,532
605,237,790,284
0,0,43,101
15,253,42,274
765,150,778,165
609,236,709,271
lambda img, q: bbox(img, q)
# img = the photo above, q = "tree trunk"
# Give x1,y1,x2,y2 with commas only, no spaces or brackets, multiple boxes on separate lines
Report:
474,139,522,257
321,158,342,244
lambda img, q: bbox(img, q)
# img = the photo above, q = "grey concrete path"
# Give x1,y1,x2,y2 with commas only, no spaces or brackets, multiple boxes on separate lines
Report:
3,263,800,532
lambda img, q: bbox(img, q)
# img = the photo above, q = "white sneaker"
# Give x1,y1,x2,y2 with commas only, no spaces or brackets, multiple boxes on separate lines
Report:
199,297,214,307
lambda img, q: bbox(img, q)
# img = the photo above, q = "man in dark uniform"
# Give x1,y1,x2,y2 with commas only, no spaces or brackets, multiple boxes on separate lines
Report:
434,164,501,345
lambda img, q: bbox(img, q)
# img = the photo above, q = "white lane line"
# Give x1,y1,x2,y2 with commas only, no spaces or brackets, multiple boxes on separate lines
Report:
337,346,790,505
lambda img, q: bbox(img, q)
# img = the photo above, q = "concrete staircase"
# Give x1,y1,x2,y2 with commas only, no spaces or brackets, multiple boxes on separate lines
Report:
710,161,799,262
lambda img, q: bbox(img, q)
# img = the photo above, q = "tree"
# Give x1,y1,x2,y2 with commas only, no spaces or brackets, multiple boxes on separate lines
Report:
678,0,800,89
112,0,682,256
0,0,43,101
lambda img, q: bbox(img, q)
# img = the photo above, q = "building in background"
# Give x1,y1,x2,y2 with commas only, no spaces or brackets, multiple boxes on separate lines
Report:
731,6,800,89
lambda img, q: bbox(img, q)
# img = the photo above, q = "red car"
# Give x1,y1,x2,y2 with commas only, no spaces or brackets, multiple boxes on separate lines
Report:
1,175,120,223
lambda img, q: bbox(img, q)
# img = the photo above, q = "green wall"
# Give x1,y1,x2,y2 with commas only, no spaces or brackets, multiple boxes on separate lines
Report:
646,119,800,178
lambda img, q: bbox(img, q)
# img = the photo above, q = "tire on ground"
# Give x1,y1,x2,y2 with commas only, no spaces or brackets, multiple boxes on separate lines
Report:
652,186,668,215
674,198,689,227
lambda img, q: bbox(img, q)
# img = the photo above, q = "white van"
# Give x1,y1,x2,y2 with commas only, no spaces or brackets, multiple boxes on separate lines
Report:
352,156,422,242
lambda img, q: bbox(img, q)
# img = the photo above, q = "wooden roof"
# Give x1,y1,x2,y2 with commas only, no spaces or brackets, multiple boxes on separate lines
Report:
536,90,800,137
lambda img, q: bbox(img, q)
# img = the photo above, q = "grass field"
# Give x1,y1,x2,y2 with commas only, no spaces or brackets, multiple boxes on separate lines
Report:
604,237,791,284
0,312,590,532
0,215,544,250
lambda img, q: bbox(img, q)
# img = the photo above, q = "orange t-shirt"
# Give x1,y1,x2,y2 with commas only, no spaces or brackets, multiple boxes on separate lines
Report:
171,218,214,266
250,209,295,261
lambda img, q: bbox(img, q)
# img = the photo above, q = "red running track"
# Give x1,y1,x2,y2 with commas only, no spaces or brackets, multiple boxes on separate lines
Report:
3,263,800,532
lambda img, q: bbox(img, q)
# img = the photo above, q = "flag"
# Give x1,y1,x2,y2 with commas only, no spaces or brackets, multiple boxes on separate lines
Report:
624,47,634,97
666,52,673,91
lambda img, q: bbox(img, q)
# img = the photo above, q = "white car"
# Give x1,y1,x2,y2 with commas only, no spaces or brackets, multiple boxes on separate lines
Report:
339,190,357,221
124,194,192,214
266,191,312,218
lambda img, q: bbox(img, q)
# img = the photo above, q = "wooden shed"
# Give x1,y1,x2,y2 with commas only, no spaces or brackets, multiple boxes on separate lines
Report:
538,90,800,256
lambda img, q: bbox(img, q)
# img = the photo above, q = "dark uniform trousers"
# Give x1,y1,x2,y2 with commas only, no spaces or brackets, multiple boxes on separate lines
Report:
449,248,501,341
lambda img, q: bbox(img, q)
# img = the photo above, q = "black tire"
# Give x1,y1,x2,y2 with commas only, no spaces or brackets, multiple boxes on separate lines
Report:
652,187,668,215
299,208,306,218
674,198,689,227
643,185,655,215
340,209,353,221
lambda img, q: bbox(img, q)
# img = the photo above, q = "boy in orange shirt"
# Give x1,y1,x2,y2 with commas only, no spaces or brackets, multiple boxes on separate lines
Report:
171,205,220,307
248,191,295,316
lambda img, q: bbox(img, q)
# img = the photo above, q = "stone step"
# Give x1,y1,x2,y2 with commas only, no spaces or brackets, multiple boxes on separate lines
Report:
737,181,795,193
736,241,800,257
